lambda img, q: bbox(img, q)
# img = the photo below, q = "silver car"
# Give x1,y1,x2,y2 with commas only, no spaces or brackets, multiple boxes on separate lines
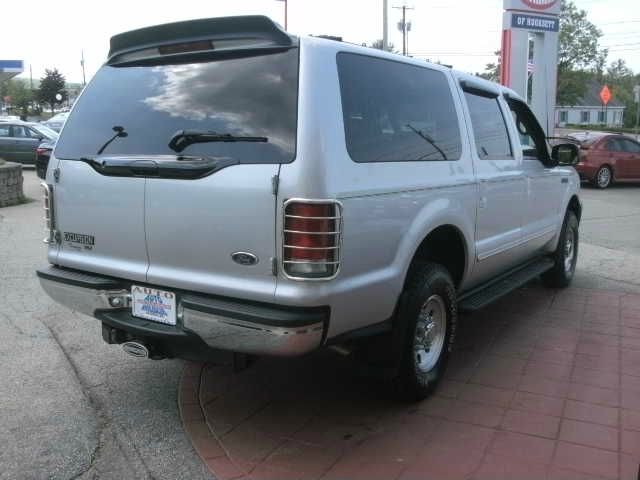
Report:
0,120,58,164
38,16,581,400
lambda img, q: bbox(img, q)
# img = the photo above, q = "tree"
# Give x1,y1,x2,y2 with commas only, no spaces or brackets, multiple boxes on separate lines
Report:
478,50,501,82
603,59,639,128
558,0,607,72
366,39,397,53
556,0,608,105
7,79,33,120
37,69,67,115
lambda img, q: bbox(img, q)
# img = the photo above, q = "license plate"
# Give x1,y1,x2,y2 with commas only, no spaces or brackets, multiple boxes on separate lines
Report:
131,285,177,325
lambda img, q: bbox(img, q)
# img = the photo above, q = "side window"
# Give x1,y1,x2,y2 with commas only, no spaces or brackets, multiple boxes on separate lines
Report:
605,138,622,152
0,125,10,137
464,92,512,160
11,126,29,138
621,139,640,154
337,53,462,163
506,97,549,161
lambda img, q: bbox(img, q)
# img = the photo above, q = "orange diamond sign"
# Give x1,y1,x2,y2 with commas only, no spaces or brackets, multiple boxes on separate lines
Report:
600,85,612,105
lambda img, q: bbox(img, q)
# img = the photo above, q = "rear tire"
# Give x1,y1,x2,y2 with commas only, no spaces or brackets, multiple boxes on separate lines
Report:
593,166,612,189
395,262,456,401
542,211,579,288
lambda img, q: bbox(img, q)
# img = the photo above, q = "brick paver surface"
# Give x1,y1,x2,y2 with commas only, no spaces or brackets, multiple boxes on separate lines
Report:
180,285,640,480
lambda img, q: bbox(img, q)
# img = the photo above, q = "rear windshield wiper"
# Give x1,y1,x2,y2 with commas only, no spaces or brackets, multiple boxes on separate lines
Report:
406,123,448,161
168,130,268,153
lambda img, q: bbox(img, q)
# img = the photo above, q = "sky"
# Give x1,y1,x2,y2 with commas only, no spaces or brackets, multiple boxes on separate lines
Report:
2,0,639,84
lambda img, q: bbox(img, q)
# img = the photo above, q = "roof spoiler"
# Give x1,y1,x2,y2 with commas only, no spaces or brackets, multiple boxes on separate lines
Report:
108,15,294,62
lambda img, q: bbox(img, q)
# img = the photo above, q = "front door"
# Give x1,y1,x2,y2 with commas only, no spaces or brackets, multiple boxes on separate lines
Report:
506,98,563,256
617,137,640,179
461,85,527,284
10,124,40,164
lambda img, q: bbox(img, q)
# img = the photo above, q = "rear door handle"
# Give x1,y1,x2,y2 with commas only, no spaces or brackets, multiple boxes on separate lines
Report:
561,178,568,184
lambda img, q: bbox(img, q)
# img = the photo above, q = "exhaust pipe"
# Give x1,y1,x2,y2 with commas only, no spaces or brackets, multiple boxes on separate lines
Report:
122,341,149,358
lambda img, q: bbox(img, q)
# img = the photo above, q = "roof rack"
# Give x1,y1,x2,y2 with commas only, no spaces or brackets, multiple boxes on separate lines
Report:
108,15,294,63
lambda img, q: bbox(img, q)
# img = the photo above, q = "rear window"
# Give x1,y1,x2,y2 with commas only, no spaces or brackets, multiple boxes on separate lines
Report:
337,53,462,163
55,48,298,163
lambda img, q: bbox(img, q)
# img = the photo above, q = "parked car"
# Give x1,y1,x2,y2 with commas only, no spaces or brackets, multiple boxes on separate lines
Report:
41,112,69,132
36,138,56,179
572,132,640,188
0,120,58,164
37,16,581,400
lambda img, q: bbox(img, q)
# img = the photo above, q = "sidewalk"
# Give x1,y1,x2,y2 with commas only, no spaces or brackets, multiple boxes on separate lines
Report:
180,282,640,480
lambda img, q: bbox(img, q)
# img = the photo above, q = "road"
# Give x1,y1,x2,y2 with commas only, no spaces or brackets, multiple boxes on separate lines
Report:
0,170,639,479
0,169,212,479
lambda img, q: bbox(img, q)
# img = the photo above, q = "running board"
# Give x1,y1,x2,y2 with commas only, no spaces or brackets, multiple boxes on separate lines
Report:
458,257,554,312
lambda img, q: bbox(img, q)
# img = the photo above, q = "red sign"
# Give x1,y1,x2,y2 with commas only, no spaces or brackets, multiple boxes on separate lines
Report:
522,0,559,10
600,85,612,105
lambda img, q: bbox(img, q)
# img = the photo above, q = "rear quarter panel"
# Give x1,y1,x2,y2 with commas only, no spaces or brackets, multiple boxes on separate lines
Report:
275,40,476,338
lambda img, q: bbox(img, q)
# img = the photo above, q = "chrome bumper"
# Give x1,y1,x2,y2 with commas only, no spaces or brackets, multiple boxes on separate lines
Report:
38,271,326,357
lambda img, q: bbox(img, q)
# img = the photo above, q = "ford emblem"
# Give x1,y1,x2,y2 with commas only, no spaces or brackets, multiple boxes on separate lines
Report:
231,252,259,266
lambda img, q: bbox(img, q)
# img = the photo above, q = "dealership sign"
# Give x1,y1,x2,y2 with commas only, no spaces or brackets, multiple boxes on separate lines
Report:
511,13,559,32
504,0,561,14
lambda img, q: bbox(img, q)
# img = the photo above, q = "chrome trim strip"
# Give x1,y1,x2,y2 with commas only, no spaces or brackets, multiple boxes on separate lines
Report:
183,308,324,356
39,276,324,357
477,226,556,261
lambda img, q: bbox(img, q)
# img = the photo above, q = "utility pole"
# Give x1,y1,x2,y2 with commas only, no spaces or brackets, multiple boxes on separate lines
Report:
383,0,388,52
81,50,86,87
393,5,413,56
275,0,287,30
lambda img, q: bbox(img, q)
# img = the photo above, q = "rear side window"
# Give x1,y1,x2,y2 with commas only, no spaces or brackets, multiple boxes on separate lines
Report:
464,92,513,160
55,48,299,163
337,53,462,163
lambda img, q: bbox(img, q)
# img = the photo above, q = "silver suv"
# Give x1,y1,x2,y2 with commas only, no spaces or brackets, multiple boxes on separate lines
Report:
38,16,581,400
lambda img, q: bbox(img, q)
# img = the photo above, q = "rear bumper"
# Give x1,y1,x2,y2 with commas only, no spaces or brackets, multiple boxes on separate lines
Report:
574,163,597,181
37,265,328,358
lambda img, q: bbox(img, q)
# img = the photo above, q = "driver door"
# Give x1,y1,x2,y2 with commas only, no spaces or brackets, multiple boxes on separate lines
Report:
506,98,564,257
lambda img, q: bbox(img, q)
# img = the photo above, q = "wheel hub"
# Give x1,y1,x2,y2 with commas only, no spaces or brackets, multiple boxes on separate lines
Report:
564,227,575,274
414,294,447,373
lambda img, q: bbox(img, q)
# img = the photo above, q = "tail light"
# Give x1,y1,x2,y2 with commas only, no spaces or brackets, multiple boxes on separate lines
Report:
283,200,342,279
41,182,57,244
36,147,50,156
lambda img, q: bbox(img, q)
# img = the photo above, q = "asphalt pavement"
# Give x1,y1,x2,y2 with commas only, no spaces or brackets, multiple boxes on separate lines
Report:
0,169,212,480
0,169,639,479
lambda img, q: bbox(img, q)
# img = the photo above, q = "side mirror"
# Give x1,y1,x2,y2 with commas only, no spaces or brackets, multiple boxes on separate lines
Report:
552,143,579,166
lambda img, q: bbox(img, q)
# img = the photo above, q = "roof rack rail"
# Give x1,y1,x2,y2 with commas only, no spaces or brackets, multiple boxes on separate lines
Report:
108,15,294,63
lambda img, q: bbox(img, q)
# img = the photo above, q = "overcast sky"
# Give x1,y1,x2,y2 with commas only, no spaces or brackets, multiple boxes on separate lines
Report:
2,0,639,84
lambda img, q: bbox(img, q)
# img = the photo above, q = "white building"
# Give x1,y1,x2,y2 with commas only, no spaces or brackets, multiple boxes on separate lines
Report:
555,80,625,128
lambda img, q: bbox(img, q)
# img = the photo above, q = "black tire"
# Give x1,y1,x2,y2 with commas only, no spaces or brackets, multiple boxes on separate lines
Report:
395,262,457,401
542,211,579,288
593,165,612,189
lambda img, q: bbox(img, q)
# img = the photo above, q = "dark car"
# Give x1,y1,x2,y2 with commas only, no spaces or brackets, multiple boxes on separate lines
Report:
573,132,640,188
0,121,58,165
36,138,56,179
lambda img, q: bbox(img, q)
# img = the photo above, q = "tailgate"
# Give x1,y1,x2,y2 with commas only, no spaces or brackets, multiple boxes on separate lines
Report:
53,159,148,281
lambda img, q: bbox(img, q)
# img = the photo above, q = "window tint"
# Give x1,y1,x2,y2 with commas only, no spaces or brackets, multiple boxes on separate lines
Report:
11,126,30,138
605,138,623,151
0,125,10,137
621,139,640,153
337,53,461,163
508,98,548,161
55,49,299,163
464,93,512,159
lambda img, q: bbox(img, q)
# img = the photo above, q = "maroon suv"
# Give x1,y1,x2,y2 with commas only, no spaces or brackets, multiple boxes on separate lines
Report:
572,132,640,189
